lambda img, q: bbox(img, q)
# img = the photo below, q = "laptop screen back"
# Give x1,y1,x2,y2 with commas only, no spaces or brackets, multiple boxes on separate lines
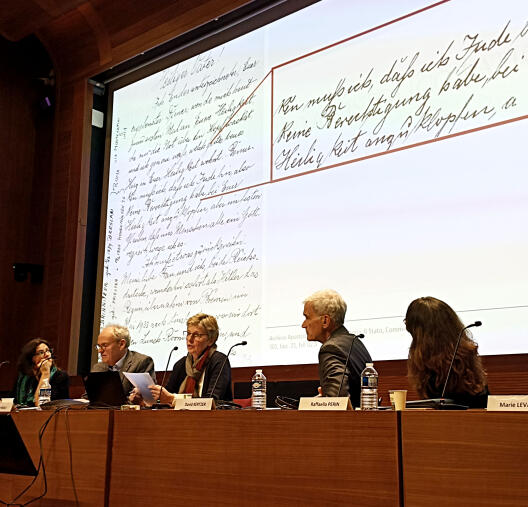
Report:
83,371,127,407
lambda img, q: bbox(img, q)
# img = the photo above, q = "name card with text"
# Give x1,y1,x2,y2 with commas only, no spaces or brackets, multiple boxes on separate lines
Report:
173,398,215,411
487,395,528,411
298,397,351,411
0,398,14,413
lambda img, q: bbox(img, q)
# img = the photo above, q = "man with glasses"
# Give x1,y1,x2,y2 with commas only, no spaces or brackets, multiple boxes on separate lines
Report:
91,324,156,394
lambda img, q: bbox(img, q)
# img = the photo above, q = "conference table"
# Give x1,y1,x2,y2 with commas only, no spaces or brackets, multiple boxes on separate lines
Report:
0,409,526,506
0,410,111,506
401,411,528,507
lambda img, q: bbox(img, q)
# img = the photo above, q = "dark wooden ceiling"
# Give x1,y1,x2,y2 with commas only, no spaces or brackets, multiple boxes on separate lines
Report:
0,0,250,83
0,0,85,42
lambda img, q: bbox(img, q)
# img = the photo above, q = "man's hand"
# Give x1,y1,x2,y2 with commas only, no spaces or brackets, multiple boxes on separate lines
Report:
128,387,143,405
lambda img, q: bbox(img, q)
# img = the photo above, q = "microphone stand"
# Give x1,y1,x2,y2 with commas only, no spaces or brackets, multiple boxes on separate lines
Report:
155,345,178,408
206,341,247,399
437,321,482,409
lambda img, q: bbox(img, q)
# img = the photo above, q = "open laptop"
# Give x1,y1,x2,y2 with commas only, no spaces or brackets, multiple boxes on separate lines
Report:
83,371,128,407
406,398,468,410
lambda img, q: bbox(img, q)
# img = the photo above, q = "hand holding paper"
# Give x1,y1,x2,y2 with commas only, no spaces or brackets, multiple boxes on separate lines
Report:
123,372,156,404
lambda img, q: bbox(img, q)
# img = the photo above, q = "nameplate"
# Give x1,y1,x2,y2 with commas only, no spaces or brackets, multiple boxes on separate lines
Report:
173,398,215,411
298,397,351,411
0,398,14,413
487,395,528,411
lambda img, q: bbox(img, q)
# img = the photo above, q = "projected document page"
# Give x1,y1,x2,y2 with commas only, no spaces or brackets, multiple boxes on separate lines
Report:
102,0,528,368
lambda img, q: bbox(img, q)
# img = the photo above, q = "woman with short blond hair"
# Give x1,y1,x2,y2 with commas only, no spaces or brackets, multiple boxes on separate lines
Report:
140,313,232,404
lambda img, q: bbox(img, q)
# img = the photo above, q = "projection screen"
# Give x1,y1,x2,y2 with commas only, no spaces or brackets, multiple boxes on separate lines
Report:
98,0,528,368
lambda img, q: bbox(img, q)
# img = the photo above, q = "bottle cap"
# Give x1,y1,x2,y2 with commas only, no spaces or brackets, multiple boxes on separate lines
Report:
256,369,262,373
366,362,373,367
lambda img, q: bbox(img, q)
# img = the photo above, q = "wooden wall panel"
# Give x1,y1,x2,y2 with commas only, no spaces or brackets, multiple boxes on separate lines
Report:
41,79,92,371
230,354,528,404
0,37,53,389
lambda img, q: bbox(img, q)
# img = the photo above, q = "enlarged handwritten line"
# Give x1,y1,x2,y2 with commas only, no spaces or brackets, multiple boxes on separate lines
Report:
208,1,451,149
201,113,528,201
204,0,455,200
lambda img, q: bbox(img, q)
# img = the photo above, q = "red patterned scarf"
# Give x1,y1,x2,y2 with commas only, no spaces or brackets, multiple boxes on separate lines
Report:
182,345,216,396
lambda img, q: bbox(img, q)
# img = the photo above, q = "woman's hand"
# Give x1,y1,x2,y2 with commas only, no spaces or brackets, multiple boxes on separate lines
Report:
38,358,52,377
148,385,174,405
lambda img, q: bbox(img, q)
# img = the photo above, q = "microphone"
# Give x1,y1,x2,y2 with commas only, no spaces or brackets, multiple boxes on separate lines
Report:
0,360,10,368
206,340,247,399
337,334,364,397
157,345,178,403
440,321,482,399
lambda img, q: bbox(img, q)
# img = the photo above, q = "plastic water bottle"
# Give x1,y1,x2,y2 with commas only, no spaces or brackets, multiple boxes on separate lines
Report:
360,362,378,410
251,369,267,409
38,377,52,407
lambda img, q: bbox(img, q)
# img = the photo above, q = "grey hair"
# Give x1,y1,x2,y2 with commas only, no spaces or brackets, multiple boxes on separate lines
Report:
187,313,219,343
303,289,347,326
104,324,131,347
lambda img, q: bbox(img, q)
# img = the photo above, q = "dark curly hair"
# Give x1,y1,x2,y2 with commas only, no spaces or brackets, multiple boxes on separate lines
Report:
405,297,487,398
16,338,54,377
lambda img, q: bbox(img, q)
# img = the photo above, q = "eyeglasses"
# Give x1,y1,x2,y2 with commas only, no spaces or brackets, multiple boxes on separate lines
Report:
185,332,209,340
34,348,52,357
95,341,118,351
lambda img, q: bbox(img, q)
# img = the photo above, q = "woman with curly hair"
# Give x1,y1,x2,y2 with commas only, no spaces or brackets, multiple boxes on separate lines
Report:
405,297,489,408
14,338,70,407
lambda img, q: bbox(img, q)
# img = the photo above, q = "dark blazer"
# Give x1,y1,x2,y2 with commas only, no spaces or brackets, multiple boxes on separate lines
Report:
91,349,156,394
14,368,70,405
165,351,232,401
318,325,372,407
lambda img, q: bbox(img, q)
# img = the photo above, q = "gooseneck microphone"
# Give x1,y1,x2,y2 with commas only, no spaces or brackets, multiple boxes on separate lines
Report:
440,321,482,399
157,345,178,403
207,341,247,399
337,333,365,397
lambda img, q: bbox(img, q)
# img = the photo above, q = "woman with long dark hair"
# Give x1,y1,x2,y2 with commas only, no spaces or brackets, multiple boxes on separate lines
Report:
405,296,489,408
14,338,70,406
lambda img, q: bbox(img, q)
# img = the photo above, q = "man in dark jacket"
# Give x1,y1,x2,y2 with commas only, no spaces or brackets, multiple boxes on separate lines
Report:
92,324,156,394
302,289,371,407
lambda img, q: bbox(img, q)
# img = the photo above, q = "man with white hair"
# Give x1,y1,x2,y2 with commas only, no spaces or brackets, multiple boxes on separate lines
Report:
302,289,371,407
92,324,156,394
